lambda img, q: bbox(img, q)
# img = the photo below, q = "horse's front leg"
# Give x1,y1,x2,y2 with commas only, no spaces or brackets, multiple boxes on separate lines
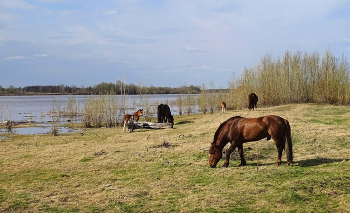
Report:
237,144,246,166
123,121,127,131
223,142,237,167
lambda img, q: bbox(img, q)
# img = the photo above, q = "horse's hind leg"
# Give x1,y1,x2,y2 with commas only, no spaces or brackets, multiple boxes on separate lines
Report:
275,140,284,166
237,144,246,166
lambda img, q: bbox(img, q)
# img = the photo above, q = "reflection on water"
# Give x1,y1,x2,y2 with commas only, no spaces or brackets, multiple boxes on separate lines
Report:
0,126,80,135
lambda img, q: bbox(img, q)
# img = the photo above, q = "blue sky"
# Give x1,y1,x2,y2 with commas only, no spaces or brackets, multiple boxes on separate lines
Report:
1,0,350,88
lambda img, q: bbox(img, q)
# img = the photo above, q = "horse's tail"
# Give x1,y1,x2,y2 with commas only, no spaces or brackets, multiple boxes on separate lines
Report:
284,119,293,166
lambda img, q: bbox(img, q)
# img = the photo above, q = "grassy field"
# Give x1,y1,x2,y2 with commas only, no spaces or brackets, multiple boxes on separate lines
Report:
1,104,350,212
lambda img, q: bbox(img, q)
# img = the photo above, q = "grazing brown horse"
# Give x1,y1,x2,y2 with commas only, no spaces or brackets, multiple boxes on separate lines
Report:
122,109,143,131
157,104,173,125
221,102,226,113
248,93,258,111
209,115,293,168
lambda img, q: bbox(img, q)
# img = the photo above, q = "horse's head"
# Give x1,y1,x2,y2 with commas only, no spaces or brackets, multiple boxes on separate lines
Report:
209,143,222,168
168,115,174,125
137,109,143,116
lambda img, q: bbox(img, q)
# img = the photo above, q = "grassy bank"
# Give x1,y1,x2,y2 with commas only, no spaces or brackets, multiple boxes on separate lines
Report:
0,104,350,212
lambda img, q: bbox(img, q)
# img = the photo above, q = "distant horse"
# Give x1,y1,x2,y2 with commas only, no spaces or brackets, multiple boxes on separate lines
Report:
209,115,293,168
221,102,226,113
157,104,173,125
248,93,258,111
122,109,143,131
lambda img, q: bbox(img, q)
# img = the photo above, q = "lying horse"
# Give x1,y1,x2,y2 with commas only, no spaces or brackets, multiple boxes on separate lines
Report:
209,115,292,168
122,109,143,131
248,93,258,110
157,104,173,125
221,102,226,113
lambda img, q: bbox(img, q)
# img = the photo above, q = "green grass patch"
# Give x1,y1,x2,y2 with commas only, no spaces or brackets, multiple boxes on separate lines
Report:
79,156,95,162
41,206,80,213
335,137,350,148
0,189,7,203
193,151,209,160
6,192,36,212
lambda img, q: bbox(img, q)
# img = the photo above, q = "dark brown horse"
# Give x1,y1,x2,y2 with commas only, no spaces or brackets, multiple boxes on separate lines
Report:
122,109,143,131
248,93,258,110
209,115,292,168
157,104,173,125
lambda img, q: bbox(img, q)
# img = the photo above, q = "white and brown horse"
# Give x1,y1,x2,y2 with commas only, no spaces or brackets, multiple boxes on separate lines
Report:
122,109,143,131
221,102,226,113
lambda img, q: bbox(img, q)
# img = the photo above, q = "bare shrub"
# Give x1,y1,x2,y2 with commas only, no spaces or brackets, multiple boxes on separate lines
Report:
51,125,59,136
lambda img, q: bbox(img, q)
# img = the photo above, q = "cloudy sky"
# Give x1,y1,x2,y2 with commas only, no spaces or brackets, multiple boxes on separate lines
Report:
1,0,350,88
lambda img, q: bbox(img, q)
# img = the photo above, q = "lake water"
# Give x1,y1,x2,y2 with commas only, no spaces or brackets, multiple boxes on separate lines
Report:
0,94,199,135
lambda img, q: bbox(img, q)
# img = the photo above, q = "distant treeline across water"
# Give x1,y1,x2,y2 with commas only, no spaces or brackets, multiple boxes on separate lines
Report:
0,82,210,96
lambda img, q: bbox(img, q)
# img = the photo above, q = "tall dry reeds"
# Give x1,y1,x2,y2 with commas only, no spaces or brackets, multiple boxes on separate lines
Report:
138,84,153,121
82,95,117,128
198,83,208,114
229,49,350,109
104,95,118,127
176,94,184,115
65,95,79,117
198,82,222,114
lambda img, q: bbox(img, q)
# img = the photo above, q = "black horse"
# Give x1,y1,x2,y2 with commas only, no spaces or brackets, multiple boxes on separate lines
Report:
157,104,174,125
248,93,258,111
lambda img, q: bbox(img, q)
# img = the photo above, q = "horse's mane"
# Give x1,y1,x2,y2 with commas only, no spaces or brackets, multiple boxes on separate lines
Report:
212,116,242,145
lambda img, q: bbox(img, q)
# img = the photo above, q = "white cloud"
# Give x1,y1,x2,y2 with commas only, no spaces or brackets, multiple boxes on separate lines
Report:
186,47,205,52
109,60,129,64
35,0,67,3
3,56,27,61
0,0,37,10
342,38,350,43
33,54,48,57
103,10,120,15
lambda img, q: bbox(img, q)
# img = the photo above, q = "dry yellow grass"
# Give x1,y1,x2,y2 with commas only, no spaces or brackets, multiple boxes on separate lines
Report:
1,104,350,212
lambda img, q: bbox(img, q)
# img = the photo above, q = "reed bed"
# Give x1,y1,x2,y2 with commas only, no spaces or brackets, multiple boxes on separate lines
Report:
228,49,350,110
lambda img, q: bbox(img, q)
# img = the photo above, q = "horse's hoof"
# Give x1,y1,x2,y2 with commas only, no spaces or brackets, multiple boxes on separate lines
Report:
275,162,282,166
238,163,246,167
223,163,229,167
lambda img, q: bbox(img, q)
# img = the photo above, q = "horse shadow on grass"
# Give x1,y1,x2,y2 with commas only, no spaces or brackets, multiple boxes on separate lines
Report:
225,158,349,168
297,157,349,167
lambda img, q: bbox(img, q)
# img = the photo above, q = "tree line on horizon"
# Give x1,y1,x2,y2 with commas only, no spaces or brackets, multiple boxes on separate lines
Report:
0,81,202,95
